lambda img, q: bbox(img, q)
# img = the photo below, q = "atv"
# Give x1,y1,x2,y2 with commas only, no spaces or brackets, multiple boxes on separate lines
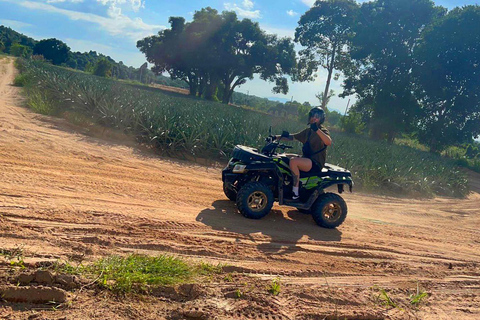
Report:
222,132,353,229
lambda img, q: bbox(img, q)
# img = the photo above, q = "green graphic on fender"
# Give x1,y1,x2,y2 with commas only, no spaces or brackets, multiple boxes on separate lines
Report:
222,133,354,229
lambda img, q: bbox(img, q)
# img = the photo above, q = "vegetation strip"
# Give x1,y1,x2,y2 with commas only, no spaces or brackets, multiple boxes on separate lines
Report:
14,59,468,197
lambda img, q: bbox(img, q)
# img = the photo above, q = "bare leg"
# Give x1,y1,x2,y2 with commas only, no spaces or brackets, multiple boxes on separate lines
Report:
289,157,313,188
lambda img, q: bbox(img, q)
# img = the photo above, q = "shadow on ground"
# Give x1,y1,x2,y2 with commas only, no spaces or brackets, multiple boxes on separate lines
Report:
196,199,342,256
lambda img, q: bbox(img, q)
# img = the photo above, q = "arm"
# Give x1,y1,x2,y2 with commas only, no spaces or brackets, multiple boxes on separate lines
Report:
274,130,294,141
274,134,293,141
311,124,332,146
315,129,332,146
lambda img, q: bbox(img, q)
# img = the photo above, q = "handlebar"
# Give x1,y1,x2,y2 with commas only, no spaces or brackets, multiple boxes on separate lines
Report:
262,136,293,156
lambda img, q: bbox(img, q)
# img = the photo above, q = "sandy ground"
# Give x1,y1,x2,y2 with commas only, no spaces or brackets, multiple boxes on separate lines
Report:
0,57,479,319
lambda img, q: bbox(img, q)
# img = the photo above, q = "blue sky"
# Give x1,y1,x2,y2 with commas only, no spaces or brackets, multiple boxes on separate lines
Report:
0,0,478,112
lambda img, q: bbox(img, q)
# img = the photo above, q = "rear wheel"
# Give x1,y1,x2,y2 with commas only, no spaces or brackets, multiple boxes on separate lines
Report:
223,182,237,201
236,182,274,219
311,193,347,228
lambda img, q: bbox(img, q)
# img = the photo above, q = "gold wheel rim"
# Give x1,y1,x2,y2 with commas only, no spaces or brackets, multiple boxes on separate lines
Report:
322,202,342,223
247,191,268,212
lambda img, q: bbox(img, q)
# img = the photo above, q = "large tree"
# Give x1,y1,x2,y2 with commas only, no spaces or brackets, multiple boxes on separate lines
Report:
137,8,297,104
33,38,70,65
295,0,358,109
342,0,442,142
413,5,480,152
137,16,201,96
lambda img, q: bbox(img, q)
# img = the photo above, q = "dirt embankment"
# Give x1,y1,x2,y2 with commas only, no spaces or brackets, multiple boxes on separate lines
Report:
1,57,479,319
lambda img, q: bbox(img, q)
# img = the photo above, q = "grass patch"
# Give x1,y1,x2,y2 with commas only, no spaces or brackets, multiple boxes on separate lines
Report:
56,254,222,293
13,73,30,87
26,89,58,115
267,278,281,296
372,286,402,310
409,283,428,308
94,255,191,292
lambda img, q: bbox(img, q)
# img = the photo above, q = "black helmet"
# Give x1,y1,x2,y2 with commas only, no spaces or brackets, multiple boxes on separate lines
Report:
308,107,325,125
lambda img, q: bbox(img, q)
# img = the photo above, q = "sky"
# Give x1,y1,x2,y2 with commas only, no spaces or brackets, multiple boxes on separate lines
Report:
0,0,478,113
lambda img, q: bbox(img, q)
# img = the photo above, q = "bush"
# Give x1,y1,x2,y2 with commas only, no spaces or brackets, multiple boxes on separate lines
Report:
13,74,30,87
93,58,112,77
10,43,32,58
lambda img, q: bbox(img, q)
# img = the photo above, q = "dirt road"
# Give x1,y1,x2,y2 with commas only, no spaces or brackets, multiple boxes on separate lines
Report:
1,57,479,319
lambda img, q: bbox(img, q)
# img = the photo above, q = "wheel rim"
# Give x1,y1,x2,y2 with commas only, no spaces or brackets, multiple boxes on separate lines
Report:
247,191,268,212
322,201,342,223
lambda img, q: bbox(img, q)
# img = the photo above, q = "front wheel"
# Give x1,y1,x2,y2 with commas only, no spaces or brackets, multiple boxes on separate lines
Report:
311,193,347,229
236,182,274,220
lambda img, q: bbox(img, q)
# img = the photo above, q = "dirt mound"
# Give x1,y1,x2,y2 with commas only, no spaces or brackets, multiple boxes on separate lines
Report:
0,57,479,319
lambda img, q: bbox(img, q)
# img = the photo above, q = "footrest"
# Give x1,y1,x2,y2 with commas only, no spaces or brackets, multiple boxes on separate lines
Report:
284,199,309,210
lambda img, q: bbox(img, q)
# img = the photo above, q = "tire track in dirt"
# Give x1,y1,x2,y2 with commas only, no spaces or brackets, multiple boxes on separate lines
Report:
1,57,480,319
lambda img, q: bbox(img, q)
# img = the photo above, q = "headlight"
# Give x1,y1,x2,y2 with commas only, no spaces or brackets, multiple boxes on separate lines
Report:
232,164,247,173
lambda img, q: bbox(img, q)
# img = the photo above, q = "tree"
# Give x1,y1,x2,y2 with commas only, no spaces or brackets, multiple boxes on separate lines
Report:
326,110,342,127
138,8,297,104
10,43,32,58
0,26,36,53
93,58,112,77
137,16,199,94
214,12,297,104
315,90,335,109
33,38,70,65
342,0,442,142
0,41,5,53
295,0,358,109
413,5,480,152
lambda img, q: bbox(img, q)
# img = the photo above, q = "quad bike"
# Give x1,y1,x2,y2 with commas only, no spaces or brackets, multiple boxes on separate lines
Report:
222,131,353,229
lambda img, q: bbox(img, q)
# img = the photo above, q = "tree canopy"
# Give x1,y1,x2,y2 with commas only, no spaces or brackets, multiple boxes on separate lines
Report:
137,8,297,104
413,5,480,151
342,0,442,142
295,0,358,109
33,38,70,65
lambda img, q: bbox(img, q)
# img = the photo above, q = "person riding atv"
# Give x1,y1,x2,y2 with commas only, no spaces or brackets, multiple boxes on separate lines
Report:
222,106,353,229
274,107,332,199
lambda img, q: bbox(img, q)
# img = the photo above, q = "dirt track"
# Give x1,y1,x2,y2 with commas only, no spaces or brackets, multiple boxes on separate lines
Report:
1,57,479,319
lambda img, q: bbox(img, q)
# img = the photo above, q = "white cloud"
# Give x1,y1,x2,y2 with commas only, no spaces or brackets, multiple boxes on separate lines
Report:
301,0,316,7
286,10,298,17
242,0,254,9
0,19,33,29
224,1,261,19
97,0,145,15
7,1,163,41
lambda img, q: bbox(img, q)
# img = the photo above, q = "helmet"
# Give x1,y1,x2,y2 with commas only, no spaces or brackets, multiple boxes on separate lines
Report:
308,107,325,125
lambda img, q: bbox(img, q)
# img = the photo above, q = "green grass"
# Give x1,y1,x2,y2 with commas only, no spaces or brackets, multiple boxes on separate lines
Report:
409,283,428,307
25,89,58,115
267,278,281,296
14,58,470,198
13,73,30,87
56,254,222,293
372,286,402,310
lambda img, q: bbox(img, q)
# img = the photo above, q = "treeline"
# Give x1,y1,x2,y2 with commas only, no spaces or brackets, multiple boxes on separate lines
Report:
0,26,160,84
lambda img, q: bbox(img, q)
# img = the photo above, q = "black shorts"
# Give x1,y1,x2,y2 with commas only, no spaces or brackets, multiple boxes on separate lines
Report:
308,159,322,173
